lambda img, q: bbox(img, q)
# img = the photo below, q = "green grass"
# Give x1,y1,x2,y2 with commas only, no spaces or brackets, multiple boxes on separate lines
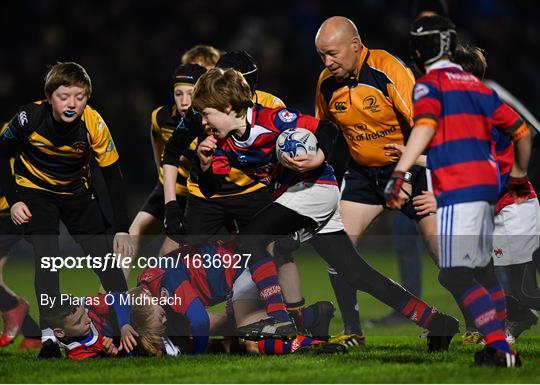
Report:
1,247,539,383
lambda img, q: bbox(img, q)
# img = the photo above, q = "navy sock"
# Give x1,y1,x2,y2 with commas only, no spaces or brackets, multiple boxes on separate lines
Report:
328,266,361,334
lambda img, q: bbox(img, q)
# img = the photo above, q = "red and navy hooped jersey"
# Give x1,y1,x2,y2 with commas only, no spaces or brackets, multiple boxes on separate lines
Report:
492,127,536,214
59,295,112,360
137,239,243,309
212,104,337,197
413,62,523,206
137,239,243,354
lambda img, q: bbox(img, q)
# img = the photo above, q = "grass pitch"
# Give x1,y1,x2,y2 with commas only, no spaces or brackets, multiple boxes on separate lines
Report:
1,243,539,383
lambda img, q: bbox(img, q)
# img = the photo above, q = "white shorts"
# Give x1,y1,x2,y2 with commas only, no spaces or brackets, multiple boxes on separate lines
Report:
231,268,259,301
317,200,345,234
492,198,540,266
437,201,494,269
275,182,341,242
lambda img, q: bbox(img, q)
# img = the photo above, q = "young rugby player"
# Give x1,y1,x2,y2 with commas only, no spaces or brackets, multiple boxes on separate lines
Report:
0,62,136,357
385,16,531,367
128,63,207,269
192,68,460,350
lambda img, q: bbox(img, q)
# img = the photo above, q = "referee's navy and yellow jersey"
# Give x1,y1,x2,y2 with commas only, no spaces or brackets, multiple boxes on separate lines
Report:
185,90,286,198
315,47,415,167
151,104,191,196
0,101,119,195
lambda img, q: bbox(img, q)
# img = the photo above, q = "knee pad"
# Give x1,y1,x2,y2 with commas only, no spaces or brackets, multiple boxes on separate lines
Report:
274,233,301,261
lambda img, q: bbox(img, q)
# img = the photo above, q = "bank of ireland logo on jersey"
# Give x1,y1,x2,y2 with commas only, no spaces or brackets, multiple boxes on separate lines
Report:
277,109,297,123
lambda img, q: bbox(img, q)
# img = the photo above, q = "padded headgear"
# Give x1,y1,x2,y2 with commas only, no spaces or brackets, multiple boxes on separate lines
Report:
410,15,457,70
216,50,258,93
172,63,207,87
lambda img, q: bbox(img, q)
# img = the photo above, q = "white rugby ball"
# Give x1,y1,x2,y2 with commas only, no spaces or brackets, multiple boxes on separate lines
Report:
275,128,318,166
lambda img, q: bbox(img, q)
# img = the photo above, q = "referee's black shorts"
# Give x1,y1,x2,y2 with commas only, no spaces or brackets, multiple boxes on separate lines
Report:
341,162,429,221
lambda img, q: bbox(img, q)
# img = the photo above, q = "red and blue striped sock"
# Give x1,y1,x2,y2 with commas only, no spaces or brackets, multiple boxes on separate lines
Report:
249,257,290,322
398,297,436,329
257,336,322,355
488,285,507,323
460,284,510,353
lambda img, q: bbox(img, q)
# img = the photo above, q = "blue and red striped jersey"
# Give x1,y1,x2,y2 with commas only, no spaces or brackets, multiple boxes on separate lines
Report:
212,104,337,198
492,127,536,214
413,61,523,206
137,240,245,353
59,295,111,360
137,240,243,311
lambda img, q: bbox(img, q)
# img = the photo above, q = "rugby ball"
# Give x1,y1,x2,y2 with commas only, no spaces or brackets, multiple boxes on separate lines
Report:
275,128,318,165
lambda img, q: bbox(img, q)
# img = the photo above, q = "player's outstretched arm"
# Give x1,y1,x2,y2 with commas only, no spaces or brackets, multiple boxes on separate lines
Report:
393,125,434,173
163,163,185,240
507,123,532,199
162,107,206,167
511,123,532,178
384,124,434,209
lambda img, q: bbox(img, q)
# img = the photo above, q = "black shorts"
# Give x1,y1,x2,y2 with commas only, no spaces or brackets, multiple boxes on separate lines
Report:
19,188,109,242
0,212,24,253
140,183,187,221
183,188,274,237
341,162,428,221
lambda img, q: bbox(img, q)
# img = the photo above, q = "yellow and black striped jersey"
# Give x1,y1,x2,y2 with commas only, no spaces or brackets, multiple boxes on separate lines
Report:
0,101,119,195
0,122,11,212
186,90,286,198
0,156,15,213
253,90,285,110
151,104,192,196
315,47,415,167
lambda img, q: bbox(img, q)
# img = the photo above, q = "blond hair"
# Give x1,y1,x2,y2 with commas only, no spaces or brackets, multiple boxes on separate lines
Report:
44,62,92,98
181,45,221,69
192,68,253,118
128,287,165,356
